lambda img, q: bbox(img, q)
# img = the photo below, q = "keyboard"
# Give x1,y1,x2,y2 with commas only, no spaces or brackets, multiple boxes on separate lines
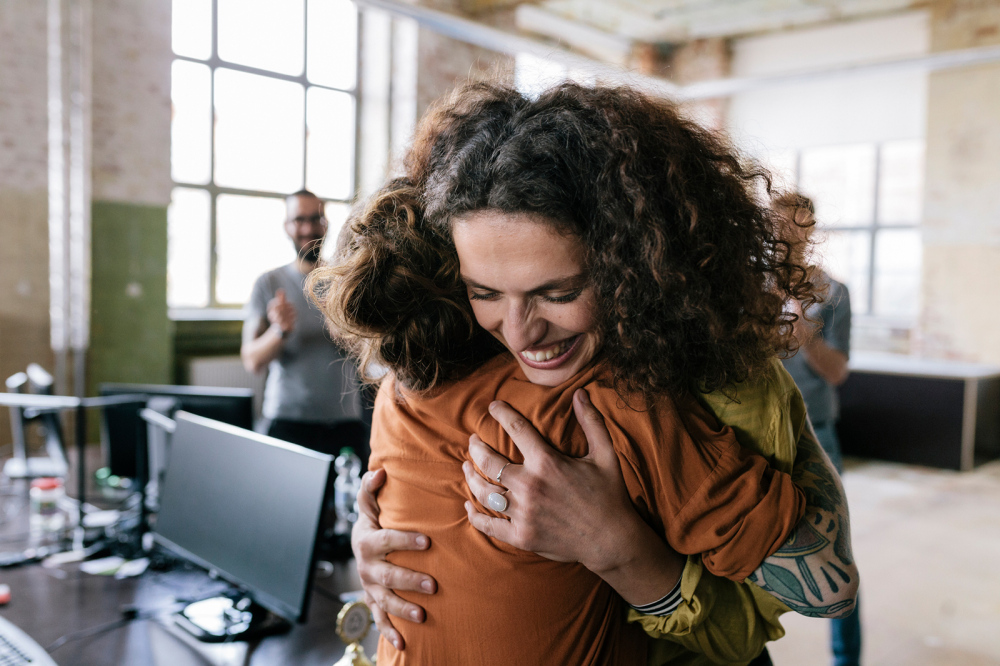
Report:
0,616,57,666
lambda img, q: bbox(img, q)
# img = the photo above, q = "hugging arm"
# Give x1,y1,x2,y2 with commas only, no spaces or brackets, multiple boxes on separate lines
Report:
470,396,858,620
748,423,859,618
351,468,437,651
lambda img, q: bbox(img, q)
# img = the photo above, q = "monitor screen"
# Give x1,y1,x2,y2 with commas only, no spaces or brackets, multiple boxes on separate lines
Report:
99,383,254,478
154,412,332,623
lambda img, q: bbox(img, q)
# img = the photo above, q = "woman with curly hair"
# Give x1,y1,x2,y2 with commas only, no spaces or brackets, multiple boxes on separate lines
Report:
310,81,858,664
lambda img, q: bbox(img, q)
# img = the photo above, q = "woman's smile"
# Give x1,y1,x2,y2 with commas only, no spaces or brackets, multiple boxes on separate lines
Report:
518,334,582,367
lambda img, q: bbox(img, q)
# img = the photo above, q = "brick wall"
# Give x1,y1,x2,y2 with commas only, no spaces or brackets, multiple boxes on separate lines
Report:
920,0,1000,362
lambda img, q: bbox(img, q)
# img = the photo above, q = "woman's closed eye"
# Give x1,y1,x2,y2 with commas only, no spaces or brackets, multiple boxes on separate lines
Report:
543,289,583,304
469,290,500,301
469,289,583,304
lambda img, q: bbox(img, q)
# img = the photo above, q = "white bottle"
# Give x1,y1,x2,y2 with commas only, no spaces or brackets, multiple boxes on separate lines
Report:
333,448,362,536
29,477,67,545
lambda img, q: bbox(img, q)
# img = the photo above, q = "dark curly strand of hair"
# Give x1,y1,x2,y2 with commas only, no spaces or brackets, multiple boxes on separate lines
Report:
310,81,819,400
306,178,503,391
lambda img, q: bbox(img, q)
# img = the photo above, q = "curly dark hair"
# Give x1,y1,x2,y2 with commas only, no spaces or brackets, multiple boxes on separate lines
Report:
309,81,818,400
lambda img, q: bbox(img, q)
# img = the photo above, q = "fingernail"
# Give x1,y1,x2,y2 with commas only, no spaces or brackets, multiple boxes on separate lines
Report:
410,609,421,620
393,637,402,650
416,535,429,548
488,401,499,413
578,389,591,405
421,579,434,592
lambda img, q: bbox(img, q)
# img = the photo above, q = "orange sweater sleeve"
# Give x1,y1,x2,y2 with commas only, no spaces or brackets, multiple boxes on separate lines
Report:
606,394,805,583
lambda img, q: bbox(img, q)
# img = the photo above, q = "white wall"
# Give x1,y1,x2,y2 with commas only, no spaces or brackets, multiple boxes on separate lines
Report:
727,11,930,155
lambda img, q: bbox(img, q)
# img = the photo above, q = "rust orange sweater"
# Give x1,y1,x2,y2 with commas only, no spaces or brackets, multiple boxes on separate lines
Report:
370,355,805,665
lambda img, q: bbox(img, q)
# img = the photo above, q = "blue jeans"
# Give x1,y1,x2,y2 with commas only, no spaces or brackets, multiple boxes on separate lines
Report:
813,421,862,666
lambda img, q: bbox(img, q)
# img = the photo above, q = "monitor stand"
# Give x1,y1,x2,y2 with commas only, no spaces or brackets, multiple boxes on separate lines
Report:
173,594,290,643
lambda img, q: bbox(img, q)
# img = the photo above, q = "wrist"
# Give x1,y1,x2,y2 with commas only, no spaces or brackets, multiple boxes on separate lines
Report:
585,516,684,607
270,323,287,340
582,511,661,577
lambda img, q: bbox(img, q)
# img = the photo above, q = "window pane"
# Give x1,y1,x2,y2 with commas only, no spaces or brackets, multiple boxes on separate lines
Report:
168,187,211,308
171,60,212,184
172,0,212,60
214,69,304,193
307,0,357,90
218,0,304,75
306,87,354,200
816,230,871,315
215,195,295,305
873,229,922,319
878,140,924,225
799,144,876,227
321,201,351,261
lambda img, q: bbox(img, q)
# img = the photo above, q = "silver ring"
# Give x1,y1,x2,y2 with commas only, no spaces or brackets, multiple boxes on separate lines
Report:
487,492,509,513
496,461,512,484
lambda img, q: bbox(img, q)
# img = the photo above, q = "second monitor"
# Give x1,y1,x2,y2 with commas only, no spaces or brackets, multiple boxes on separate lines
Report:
99,383,254,480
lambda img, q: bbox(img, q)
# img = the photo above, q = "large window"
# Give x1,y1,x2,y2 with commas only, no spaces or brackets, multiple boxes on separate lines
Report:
168,0,358,310
771,140,924,326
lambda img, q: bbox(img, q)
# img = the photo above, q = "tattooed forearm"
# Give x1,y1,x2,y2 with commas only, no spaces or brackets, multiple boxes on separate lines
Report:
749,423,859,618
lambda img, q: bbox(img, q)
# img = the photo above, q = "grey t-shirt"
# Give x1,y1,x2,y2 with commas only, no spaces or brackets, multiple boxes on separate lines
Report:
245,263,362,423
782,272,851,425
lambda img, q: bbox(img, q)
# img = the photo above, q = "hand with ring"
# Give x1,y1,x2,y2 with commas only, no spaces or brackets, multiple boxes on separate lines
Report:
462,388,651,571
485,462,512,512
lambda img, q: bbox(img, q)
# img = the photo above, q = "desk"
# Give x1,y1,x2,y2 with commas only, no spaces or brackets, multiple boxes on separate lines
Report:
0,560,378,665
839,352,1000,471
0,480,380,665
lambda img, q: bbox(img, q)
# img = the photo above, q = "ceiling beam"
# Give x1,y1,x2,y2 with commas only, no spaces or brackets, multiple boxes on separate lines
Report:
514,4,633,67
354,0,1000,102
681,43,1000,99
353,0,680,97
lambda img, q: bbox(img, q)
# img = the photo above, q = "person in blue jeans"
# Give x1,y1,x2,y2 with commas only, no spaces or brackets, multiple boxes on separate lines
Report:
779,193,862,666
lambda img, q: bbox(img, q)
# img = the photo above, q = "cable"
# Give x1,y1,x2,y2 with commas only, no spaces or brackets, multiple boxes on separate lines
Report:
46,601,187,653
46,616,136,653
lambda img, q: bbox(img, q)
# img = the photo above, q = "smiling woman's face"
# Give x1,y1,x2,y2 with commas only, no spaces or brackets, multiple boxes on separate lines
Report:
452,210,599,387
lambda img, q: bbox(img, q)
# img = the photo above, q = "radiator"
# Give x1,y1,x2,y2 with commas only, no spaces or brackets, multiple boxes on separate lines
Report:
187,355,265,421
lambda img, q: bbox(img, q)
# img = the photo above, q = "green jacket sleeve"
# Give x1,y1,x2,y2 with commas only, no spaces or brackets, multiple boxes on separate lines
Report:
630,556,792,666
632,360,804,665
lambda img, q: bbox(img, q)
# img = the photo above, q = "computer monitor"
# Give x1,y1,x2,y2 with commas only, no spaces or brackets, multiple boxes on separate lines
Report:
154,412,332,639
99,383,254,479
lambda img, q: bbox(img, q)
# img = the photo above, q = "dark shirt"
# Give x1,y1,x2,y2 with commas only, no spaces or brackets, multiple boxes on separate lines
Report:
782,271,851,425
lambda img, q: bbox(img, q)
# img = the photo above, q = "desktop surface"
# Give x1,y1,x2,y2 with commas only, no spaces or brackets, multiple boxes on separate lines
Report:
0,455,377,665
0,555,375,665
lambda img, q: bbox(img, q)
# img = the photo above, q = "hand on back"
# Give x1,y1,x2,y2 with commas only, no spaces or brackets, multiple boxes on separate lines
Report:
352,468,436,651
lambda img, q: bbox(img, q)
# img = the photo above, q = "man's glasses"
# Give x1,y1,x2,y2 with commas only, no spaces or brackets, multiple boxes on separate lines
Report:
289,214,327,227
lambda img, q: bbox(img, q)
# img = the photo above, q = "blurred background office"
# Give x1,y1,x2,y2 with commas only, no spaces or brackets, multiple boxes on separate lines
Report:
1,0,999,664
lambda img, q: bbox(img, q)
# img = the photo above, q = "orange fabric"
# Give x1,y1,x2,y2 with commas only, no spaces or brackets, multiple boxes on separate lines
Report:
370,355,805,666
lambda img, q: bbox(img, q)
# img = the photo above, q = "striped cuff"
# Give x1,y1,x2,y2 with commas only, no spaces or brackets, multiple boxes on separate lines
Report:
629,578,683,617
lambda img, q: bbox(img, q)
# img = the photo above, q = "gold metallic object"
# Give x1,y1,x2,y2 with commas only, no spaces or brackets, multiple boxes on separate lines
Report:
333,601,375,666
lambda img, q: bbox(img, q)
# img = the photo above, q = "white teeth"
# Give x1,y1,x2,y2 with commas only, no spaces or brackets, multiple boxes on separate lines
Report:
521,339,572,363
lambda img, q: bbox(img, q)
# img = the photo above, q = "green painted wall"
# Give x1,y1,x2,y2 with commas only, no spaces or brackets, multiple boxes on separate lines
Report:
89,200,171,394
